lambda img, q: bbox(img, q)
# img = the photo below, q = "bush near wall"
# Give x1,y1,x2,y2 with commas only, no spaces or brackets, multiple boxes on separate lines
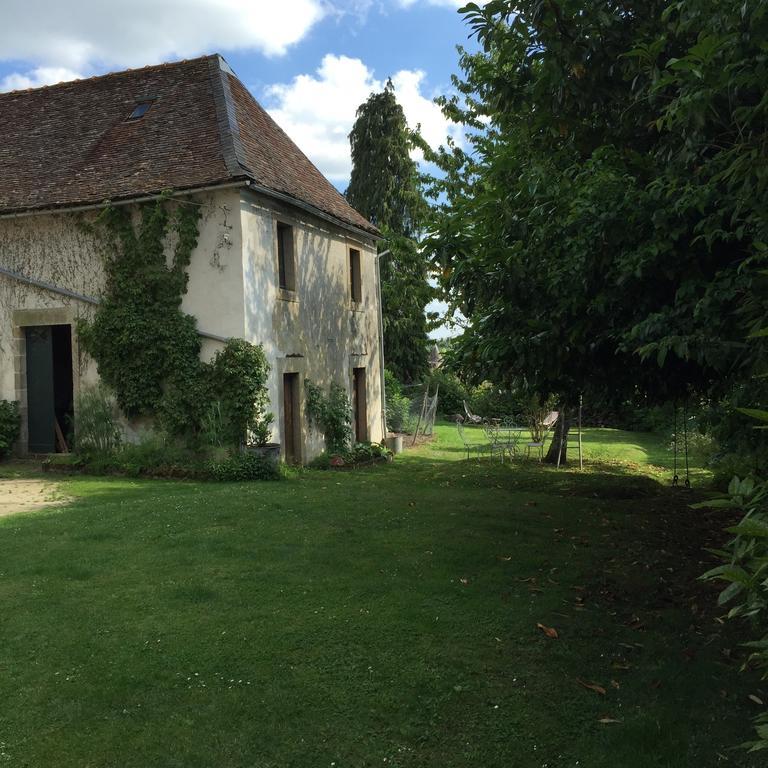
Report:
0,400,20,459
425,370,471,419
308,442,392,470
44,442,281,482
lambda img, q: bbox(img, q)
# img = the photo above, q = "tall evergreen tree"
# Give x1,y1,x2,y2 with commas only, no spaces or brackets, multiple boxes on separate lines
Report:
347,81,433,382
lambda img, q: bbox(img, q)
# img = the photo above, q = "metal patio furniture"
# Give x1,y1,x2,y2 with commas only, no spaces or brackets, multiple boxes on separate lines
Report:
524,410,559,460
463,400,483,424
456,416,484,459
482,420,507,462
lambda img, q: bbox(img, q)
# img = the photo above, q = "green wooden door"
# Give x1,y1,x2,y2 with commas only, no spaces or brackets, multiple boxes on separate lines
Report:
25,326,55,453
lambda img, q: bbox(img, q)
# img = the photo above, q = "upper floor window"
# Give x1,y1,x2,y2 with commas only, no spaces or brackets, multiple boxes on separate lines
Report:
277,222,296,292
349,247,362,303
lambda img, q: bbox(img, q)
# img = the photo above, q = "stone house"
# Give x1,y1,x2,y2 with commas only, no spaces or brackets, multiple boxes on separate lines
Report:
0,54,383,462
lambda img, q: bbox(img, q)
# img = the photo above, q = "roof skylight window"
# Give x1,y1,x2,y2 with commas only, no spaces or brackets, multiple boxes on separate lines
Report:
126,101,153,121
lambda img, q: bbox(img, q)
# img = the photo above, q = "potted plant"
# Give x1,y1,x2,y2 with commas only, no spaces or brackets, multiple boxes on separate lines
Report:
245,412,280,462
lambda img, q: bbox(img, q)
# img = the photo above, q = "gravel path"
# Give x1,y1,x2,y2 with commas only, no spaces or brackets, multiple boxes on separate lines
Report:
0,478,68,517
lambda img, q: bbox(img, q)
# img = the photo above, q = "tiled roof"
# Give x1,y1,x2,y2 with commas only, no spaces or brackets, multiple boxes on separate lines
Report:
0,55,378,236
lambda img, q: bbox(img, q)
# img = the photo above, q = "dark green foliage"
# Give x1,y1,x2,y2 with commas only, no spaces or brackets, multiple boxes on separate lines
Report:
207,452,281,482
425,0,768,414
305,380,353,454
425,369,470,418
384,369,411,432
379,235,435,382
54,434,279,482
209,339,273,448
469,382,524,420
699,474,768,752
0,400,20,459
78,198,204,425
307,441,391,469
346,80,425,238
346,82,433,382
65,435,208,479
386,392,411,433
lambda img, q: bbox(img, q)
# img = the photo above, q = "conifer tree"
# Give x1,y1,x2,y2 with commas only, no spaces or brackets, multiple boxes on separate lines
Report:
346,81,433,382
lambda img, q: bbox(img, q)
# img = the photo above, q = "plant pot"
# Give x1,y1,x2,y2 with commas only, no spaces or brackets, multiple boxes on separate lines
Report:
386,436,403,454
244,443,281,463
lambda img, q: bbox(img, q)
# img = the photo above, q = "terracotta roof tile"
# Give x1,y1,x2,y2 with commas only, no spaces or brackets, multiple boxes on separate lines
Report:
0,54,378,236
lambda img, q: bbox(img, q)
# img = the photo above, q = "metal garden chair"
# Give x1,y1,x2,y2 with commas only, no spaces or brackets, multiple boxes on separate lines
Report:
482,420,507,462
456,416,484,459
525,411,559,460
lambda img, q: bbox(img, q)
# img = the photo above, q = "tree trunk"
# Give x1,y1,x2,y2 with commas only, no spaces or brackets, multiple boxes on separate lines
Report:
544,406,570,465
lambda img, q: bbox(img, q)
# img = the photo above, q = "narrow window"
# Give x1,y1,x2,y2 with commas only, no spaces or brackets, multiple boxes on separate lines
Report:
277,222,295,291
349,247,362,303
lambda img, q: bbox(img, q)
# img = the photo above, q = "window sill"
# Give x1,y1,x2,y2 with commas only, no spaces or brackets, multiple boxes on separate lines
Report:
278,288,299,303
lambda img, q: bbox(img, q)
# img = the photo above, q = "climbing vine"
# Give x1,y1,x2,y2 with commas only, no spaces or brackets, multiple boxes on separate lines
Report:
305,380,353,453
209,339,273,448
78,195,273,447
77,195,204,434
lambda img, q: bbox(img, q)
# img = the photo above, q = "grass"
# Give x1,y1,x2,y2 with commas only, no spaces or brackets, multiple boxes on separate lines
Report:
0,425,761,767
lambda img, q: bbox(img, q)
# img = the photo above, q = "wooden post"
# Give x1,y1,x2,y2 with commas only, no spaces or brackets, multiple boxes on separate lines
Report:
556,405,567,469
578,393,583,470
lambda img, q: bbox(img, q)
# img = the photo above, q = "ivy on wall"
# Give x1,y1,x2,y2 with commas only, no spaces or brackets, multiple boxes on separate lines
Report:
78,196,201,423
305,380,352,453
79,196,272,447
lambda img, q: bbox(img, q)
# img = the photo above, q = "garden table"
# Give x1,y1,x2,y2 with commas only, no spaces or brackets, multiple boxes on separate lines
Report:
483,421,528,461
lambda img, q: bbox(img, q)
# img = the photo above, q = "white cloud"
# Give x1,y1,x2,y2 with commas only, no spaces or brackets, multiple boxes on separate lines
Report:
0,67,84,92
264,53,462,182
0,0,324,78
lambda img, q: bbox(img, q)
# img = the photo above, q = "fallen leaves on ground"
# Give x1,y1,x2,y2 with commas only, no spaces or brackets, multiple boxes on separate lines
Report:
577,678,607,695
536,623,558,639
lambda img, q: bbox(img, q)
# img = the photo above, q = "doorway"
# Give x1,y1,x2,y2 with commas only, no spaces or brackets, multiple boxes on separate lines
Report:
352,367,367,443
25,324,74,453
282,372,301,463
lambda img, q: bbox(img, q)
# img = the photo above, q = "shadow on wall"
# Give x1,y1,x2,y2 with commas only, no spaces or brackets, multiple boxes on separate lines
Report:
241,206,381,455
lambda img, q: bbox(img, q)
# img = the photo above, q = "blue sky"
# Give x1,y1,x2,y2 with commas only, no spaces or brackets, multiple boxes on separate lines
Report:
0,0,477,189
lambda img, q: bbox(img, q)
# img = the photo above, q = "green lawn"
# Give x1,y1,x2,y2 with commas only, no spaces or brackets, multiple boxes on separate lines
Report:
0,426,761,767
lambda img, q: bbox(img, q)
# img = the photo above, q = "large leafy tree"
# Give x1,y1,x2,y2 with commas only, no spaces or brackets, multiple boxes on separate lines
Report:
347,81,434,382
424,0,768,461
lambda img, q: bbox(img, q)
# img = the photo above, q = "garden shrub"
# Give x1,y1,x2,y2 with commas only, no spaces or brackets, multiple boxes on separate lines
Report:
305,380,353,453
699,476,768,752
74,385,122,453
209,338,273,448
384,369,412,432
387,392,411,432
425,370,470,418
384,369,403,400
75,431,205,477
207,451,281,481
470,382,524,419
308,441,392,469
0,400,20,459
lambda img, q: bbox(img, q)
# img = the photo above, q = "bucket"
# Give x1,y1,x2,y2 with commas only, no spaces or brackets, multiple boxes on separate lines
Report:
386,435,403,454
